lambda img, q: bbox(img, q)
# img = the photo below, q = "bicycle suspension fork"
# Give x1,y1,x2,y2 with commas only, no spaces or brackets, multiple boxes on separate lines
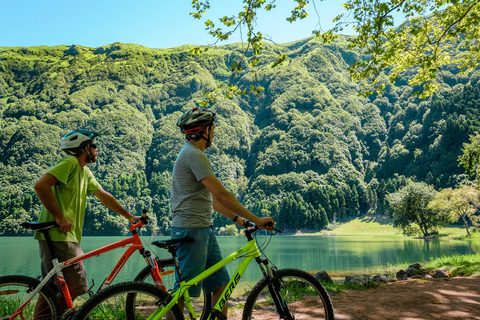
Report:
256,257,293,320
139,248,167,291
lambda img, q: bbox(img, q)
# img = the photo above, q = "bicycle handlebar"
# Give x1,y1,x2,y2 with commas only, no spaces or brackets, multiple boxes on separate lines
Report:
244,220,282,233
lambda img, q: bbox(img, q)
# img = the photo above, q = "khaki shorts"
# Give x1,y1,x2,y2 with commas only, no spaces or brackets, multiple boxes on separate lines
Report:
38,240,88,297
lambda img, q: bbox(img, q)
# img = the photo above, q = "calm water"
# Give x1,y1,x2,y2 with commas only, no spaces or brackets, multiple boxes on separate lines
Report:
1,235,478,289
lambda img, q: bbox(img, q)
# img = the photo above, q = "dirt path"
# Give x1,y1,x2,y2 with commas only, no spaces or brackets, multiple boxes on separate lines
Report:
331,275,480,320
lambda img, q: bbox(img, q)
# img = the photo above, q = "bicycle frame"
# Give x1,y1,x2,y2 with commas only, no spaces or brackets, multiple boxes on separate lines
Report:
11,218,165,319
149,237,263,320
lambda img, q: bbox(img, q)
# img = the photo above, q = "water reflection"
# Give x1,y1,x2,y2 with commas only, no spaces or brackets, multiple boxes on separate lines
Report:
2,235,477,285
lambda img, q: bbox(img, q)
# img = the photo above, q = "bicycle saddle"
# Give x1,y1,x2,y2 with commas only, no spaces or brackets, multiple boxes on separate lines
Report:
21,221,59,231
152,237,194,249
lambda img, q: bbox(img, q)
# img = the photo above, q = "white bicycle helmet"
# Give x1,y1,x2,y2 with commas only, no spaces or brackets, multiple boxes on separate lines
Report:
61,129,98,156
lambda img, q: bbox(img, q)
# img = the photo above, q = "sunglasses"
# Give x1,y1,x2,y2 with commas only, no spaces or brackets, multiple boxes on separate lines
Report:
91,144,97,149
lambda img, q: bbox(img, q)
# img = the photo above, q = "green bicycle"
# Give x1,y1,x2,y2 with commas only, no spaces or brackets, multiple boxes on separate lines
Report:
71,220,334,320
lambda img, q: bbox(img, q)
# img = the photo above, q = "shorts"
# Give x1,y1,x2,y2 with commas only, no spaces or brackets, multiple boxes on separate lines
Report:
38,240,88,297
171,227,230,297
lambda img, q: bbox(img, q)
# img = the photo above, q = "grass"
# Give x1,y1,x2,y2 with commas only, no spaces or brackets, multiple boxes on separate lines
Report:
373,253,480,279
311,214,480,239
329,215,400,236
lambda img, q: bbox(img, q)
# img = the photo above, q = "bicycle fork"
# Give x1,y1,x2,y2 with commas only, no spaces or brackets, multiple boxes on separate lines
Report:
257,258,293,320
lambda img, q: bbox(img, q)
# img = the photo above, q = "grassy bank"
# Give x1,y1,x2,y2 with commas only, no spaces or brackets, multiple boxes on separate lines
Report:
373,253,480,278
315,215,480,239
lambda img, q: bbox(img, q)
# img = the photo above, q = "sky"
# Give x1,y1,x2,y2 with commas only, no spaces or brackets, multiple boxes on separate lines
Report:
0,0,357,49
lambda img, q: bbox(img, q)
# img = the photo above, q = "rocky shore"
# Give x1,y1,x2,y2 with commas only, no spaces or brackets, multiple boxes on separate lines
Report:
315,262,451,286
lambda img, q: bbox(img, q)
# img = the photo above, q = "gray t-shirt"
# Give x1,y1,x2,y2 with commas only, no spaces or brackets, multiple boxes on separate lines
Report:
170,143,215,228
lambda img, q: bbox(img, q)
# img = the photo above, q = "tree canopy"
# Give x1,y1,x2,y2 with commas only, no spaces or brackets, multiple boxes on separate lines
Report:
190,0,480,99
386,181,449,236
428,184,480,236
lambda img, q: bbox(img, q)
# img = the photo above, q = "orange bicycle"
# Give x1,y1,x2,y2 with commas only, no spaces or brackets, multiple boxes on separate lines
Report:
0,210,187,320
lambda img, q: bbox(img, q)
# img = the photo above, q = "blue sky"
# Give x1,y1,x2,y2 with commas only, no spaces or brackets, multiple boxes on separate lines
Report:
0,0,354,49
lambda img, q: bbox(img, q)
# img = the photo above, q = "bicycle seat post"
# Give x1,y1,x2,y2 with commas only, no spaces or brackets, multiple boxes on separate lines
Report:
40,229,59,261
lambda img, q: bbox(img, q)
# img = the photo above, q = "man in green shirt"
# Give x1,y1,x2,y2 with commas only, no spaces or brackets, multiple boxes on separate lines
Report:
34,129,137,313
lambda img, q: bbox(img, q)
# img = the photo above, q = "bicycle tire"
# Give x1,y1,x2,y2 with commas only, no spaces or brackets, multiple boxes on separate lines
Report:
71,281,184,320
130,257,211,320
242,268,334,320
0,275,62,320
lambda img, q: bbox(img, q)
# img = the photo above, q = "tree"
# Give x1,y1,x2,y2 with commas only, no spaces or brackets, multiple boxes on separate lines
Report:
459,132,480,182
190,0,480,100
324,0,480,98
386,181,448,236
428,185,480,236
218,224,239,236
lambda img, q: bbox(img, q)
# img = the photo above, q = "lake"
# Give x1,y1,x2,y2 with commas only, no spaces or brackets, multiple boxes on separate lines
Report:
1,234,478,293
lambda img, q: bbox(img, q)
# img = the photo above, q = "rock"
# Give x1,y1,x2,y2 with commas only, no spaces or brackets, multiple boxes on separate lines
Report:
344,276,363,285
315,271,333,284
410,275,423,279
396,269,408,280
372,275,389,283
406,263,424,277
434,270,450,278
425,274,433,279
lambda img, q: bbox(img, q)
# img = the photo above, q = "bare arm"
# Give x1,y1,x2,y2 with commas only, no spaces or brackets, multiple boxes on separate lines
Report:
34,173,72,232
212,197,246,227
202,175,274,230
93,188,137,224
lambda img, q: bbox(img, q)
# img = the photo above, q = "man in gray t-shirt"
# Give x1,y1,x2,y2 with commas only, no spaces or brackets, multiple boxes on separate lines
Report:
171,107,275,318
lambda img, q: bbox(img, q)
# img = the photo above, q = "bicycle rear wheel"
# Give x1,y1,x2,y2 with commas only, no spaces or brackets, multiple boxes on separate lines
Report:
242,268,334,320
131,257,211,320
71,282,183,320
0,275,62,320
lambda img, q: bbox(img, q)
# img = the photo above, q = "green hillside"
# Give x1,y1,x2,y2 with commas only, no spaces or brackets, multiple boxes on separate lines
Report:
1,38,479,236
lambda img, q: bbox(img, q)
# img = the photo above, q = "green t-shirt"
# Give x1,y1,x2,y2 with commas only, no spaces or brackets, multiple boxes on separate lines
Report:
34,156,102,243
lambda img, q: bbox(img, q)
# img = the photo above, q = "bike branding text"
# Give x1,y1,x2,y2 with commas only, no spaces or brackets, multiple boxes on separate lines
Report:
219,272,241,309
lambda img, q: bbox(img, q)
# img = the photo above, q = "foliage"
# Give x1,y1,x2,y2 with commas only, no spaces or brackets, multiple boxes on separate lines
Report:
189,1,480,100
386,181,449,236
428,184,480,236
324,0,480,98
459,132,480,182
217,224,239,236
374,253,480,278
0,39,479,236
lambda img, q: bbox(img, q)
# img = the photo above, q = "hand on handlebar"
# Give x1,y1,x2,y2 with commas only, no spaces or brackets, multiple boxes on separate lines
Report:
254,217,276,232
129,216,141,224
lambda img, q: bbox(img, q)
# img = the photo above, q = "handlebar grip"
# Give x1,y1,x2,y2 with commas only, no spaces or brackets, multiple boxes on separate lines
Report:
266,222,282,233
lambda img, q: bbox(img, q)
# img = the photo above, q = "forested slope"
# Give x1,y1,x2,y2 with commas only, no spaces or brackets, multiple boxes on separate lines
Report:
1,37,479,235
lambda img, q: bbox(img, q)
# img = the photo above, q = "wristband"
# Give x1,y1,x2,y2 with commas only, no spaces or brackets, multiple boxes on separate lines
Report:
232,215,239,222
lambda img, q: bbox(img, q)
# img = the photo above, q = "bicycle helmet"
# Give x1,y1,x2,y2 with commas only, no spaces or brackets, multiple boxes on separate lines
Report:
61,129,98,158
177,107,216,146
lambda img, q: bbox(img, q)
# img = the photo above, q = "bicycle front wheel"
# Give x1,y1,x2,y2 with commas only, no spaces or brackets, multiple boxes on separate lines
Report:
71,281,183,320
242,268,334,320
131,257,211,320
0,275,62,320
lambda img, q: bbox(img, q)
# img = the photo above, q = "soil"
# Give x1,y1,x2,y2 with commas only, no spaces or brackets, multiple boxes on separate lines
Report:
331,274,480,320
